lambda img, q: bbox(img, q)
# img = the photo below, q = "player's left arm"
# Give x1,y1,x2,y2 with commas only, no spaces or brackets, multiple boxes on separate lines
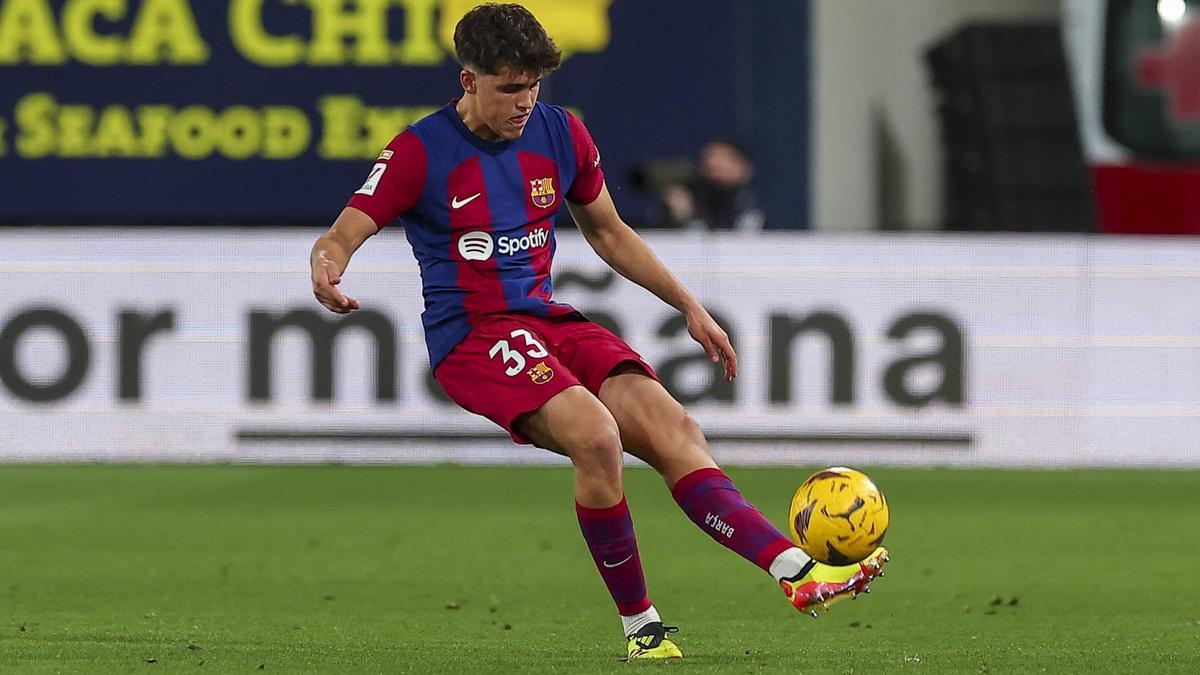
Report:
568,186,737,381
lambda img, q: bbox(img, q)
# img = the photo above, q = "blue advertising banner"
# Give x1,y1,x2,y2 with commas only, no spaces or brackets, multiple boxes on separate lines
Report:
0,0,788,224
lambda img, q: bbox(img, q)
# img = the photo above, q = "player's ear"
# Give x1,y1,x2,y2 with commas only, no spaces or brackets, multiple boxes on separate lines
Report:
460,69,477,95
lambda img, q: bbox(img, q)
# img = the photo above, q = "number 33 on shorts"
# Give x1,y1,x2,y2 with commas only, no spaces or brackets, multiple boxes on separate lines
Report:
488,329,550,376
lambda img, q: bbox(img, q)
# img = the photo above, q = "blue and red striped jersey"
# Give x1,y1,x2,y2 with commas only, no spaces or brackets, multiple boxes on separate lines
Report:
347,101,605,369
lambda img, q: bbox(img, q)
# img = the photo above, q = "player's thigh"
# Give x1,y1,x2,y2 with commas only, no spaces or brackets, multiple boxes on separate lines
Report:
599,368,717,484
434,318,580,446
513,385,622,469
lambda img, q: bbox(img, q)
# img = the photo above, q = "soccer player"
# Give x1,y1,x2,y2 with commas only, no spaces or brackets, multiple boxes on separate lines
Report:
310,3,887,660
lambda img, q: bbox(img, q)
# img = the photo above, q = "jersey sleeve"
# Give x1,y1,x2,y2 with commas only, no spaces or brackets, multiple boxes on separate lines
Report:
565,112,605,205
346,130,427,229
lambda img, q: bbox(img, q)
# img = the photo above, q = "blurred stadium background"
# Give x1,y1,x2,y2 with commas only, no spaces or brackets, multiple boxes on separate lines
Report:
2,0,1199,671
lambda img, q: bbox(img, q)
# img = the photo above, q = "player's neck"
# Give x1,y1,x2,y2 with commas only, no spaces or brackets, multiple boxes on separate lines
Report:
455,97,503,143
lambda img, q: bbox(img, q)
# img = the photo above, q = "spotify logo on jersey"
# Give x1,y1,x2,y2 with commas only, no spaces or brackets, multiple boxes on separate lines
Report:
458,232,494,261
458,229,550,261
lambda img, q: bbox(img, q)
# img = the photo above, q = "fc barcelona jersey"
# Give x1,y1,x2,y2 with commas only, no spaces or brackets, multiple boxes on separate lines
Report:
347,101,605,369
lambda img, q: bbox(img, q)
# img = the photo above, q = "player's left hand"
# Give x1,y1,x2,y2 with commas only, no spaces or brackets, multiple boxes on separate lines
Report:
685,306,738,381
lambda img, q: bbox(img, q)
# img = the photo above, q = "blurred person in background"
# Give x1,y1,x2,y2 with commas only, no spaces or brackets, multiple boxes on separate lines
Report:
653,136,767,232
308,2,885,661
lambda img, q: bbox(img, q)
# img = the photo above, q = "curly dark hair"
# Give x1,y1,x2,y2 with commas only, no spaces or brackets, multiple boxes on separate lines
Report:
453,3,562,76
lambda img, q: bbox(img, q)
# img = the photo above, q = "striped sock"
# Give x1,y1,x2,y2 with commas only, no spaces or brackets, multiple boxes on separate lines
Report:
576,496,652,616
671,467,796,572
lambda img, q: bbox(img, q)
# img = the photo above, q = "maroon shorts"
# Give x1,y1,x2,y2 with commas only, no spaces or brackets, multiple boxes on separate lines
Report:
434,312,658,444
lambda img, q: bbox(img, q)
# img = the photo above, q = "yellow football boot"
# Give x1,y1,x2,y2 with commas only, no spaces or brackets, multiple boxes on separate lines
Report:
780,546,889,617
625,622,682,660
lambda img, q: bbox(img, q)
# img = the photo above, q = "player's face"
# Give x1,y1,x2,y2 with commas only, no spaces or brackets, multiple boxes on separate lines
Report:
462,68,542,141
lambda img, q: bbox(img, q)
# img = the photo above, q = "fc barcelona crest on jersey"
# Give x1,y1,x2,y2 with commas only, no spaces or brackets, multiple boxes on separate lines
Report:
527,361,555,384
530,178,556,208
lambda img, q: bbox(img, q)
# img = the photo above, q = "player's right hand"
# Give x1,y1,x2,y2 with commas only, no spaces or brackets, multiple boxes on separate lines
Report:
311,252,361,314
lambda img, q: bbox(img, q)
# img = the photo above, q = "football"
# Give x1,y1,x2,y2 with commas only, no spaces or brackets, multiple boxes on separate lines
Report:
788,467,889,565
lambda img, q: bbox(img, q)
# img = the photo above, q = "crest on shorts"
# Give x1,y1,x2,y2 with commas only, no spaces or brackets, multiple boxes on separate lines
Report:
527,361,555,384
529,177,556,208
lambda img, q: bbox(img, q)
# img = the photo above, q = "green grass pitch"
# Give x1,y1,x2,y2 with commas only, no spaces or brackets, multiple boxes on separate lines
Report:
1,465,1197,673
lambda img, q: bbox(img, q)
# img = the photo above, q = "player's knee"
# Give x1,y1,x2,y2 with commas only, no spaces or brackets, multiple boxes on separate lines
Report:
678,414,710,451
652,414,717,485
566,420,623,472
587,422,625,466
668,413,714,469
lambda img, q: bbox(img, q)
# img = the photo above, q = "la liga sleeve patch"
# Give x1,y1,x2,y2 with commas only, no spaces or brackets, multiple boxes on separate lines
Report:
356,163,388,196
345,129,428,228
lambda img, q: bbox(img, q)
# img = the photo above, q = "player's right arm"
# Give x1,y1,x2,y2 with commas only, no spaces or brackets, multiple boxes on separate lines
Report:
310,207,378,314
310,129,428,314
